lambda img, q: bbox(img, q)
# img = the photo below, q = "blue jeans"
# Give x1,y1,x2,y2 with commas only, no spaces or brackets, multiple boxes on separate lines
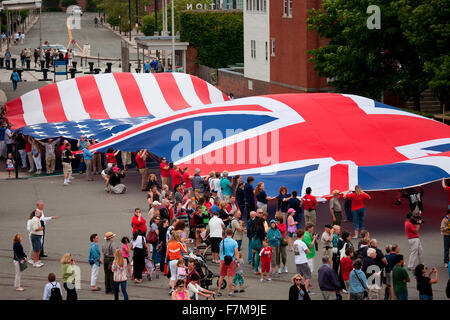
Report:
236,240,242,252
444,235,450,264
419,294,433,300
114,281,128,300
344,199,353,220
396,291,408,300
352,208,366,231
247,238,253,264
12,80,17,91
295,211,304,230
152,242,159,265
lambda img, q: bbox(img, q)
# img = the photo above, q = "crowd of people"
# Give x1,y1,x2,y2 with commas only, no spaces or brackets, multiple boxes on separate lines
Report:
9,140,450,300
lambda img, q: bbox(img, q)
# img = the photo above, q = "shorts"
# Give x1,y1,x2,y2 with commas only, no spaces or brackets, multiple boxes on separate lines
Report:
385,272,392,285
288,232,295,238
63,162,72,175
233,273,244,286
261,260,271,273
219,260,236,277
211,237,222,253
30,234,42,252
295,263,311,280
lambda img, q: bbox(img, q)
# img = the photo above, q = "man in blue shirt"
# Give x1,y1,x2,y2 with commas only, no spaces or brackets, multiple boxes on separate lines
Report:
88,234,102,291
144,61,150,73
217,229,239,297
318,255,342,300
220,171,234,202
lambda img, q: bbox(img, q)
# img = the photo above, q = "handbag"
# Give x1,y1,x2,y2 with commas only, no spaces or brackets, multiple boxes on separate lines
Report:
15,253,28,272
222,239,233,266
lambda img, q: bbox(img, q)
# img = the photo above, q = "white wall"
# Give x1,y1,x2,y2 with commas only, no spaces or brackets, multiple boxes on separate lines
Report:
244,1,270,83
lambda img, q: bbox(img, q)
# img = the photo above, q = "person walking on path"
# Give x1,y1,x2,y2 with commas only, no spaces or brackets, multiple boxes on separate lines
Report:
102,232,116,294
440,210,450,268
61,253,78,301
83,142,95,181
37,137,61,174
414,264,438,300
289,274,311,301
35,200,57,259
10,68,20,91
404,212,424,270
392,254,410,300
29,209,44,267
112,249,129,300
348,258,367,300
136,149,149,191
88,234,102,291
344,186,371,239
13,234,27,292
302,187,318,226
217,229,240,297
318,255,342,300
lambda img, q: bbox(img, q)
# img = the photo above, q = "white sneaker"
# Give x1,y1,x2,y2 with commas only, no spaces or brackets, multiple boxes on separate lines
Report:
277,268,281,274
64,182,69,186
445,263,448,268
342,289,348,294
260,278,264,282
284,266,288,273
36,170,41,174
28,169,34,173
33,262,43,268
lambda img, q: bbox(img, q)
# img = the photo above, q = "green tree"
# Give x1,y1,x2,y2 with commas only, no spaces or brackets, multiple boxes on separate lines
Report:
394,0,450,106
307,0,431,107
61,0,78,8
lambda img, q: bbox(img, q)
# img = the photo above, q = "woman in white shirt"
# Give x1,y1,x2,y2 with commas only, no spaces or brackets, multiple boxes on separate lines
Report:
131,231,147,283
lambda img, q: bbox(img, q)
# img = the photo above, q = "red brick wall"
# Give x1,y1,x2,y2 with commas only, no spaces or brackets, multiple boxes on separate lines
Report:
269,0,328,92
218,69,312,98
186,46,199,75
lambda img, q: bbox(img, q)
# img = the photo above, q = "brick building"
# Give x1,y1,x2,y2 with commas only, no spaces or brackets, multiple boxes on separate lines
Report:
218,0,332,97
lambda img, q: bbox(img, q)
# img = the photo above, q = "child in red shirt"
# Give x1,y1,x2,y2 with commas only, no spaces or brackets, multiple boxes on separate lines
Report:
259,239,273,282
340,247,354,291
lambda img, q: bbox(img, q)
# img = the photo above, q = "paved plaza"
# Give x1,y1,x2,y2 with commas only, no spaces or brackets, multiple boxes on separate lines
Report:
0,170,448,300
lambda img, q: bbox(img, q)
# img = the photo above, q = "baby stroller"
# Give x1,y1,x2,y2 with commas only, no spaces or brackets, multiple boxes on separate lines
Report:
184,253,226,290
196,228,212,258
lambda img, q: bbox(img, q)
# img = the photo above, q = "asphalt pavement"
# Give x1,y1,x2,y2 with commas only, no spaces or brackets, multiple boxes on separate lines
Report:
0,171,448,300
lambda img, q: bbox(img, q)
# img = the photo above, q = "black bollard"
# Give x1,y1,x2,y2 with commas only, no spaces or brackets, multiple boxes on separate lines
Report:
94,68,101,74
72,61,77,71
69,68,76,78
128,63,131,72
135,68,141,73
42,69,49,79
17,70,23,81
88,62,94,73
0,57,4,68
106,62,112,73
40,60,45,71
26,59,31,70
11,58,17,69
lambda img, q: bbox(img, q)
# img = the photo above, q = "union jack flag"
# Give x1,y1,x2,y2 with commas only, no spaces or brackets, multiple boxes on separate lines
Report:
5,73,450,196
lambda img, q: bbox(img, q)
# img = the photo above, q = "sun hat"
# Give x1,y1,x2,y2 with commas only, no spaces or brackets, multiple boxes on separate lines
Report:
104,232,116,240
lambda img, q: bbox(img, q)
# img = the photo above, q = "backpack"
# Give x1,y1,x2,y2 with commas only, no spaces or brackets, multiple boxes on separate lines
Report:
49,283,63,301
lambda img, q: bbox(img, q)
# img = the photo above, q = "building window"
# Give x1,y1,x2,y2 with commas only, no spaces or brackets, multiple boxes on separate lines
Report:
271,38,275,56
251,40,256,59
283,0,292,17
248,80,253,90
247,0,266,12
265,41,268,61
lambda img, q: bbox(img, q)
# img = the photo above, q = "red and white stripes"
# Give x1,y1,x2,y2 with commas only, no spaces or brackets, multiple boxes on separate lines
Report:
5,73,229,129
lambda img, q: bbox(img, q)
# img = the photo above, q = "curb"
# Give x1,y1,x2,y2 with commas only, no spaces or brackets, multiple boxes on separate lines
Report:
0,89,6,107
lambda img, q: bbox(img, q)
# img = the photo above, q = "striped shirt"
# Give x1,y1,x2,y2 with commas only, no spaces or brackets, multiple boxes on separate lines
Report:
112,260,128,282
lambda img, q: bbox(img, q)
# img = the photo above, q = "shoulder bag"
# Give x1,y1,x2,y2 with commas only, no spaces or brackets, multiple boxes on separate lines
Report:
354,270,369,299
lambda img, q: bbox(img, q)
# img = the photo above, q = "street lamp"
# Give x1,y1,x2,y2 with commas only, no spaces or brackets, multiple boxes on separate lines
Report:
0,4,3,53
36,0,42,59
171,0,174,71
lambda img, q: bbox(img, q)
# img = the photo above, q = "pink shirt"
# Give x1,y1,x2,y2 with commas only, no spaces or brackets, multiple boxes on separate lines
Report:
122,243,129,258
